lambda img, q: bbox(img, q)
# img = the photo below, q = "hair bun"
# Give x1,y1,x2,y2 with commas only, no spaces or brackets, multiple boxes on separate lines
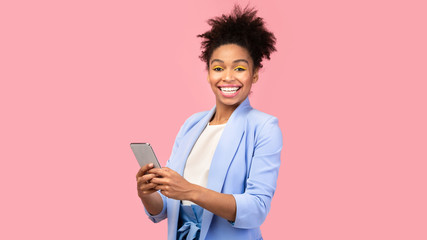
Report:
198,4,277,69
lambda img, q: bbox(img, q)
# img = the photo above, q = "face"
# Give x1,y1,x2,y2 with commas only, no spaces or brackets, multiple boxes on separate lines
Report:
208,44,259,110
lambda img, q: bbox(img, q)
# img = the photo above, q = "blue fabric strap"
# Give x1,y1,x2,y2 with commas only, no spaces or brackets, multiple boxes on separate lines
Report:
177,204,204,240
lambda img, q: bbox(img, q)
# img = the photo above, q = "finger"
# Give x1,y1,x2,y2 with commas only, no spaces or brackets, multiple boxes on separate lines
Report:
137,178,150,188
139,185,158,196
138,174,156,183
150,177,170,185
147,168,169,177
139,182,158,191
155,184,169,191
136,163,154,179
161,167,175,173
137,175,157,186
159,190,169,197
158,167,177,176
138,178,159,190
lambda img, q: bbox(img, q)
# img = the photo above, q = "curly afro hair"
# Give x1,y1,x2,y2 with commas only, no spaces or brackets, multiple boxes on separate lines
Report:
198,5,277,70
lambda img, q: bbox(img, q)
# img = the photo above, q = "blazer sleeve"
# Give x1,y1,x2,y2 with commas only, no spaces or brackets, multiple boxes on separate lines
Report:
144,192,167,223
143,115,194,223
232,116,283,229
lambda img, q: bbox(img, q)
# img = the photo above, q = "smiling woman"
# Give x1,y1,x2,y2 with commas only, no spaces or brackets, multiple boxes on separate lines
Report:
208,44,259,124
136,4,282,240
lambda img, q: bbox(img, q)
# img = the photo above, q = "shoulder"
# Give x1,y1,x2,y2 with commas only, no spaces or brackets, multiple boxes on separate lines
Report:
182,110,209,127
176,110,210,135
245,108,282,146
246,108,280,129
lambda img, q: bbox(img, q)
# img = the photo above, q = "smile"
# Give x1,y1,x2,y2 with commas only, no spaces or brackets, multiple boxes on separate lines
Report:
219,86,241,97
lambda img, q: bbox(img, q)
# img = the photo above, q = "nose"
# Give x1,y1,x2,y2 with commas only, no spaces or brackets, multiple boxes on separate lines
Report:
224,69,234,82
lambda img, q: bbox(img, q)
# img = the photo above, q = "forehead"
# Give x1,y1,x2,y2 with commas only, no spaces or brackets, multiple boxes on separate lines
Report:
210,44,252,64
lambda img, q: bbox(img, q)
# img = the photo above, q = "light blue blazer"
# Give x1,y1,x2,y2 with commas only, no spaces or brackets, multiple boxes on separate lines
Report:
145,97,283,240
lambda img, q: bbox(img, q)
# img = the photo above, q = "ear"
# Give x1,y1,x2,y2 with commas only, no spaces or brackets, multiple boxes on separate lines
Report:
252,68,259,84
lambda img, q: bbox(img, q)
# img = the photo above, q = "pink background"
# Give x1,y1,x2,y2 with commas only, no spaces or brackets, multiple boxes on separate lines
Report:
1,0,426,239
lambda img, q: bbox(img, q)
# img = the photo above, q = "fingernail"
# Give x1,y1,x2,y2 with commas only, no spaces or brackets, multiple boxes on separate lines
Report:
149,163,153,167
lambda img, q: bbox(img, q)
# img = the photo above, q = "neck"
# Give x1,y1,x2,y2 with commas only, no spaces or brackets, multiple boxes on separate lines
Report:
210,100,239,125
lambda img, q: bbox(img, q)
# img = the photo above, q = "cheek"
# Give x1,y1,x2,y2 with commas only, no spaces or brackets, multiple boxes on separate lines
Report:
207,77,217,88
208,73,221,83
241,75,254,85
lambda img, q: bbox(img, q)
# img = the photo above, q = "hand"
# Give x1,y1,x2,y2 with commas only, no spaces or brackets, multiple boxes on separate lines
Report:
148,167,198,201
136,163,159,199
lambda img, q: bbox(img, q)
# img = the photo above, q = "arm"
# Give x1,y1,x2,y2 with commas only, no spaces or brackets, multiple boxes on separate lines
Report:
149,168,236,221
232,117,283,228
191,185,236,221
136,163,167,222
149,117,282,224
136,163,163,215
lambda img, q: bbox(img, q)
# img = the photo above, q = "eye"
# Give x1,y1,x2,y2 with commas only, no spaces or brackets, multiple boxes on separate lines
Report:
234,66,247,72
212,66,224,72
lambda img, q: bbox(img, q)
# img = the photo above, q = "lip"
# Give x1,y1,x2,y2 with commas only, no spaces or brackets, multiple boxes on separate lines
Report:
218,84,242,88
218,85,242,98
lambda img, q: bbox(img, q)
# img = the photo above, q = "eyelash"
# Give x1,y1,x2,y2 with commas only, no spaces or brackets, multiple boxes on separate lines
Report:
212,66,247,72
234,66,247,71
213,66,224,71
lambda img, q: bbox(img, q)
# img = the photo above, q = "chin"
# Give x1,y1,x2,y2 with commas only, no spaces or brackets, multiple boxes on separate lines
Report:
217,97,243,107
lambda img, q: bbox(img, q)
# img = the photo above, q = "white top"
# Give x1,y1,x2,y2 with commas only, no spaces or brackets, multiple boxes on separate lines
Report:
182,123,226,205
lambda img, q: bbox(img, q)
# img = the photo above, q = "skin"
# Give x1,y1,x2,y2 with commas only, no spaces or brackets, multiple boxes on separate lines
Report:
136,44,259,222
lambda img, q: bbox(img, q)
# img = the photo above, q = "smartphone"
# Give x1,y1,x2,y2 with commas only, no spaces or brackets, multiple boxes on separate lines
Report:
130,143,162,168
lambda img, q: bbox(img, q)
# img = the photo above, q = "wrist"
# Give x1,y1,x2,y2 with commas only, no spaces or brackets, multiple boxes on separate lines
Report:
188,184,203,203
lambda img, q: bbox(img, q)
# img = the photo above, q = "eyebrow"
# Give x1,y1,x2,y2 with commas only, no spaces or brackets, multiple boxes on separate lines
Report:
210,59,249,65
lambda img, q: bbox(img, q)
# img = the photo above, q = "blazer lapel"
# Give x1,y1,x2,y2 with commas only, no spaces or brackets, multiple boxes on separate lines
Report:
167,107,215,238
200,97,252,239
169,107,216,174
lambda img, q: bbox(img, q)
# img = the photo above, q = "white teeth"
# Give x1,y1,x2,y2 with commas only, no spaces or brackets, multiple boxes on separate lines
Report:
220,87,240,93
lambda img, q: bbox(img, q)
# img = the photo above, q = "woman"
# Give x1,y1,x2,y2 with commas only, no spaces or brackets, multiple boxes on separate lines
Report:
136,5,282,240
